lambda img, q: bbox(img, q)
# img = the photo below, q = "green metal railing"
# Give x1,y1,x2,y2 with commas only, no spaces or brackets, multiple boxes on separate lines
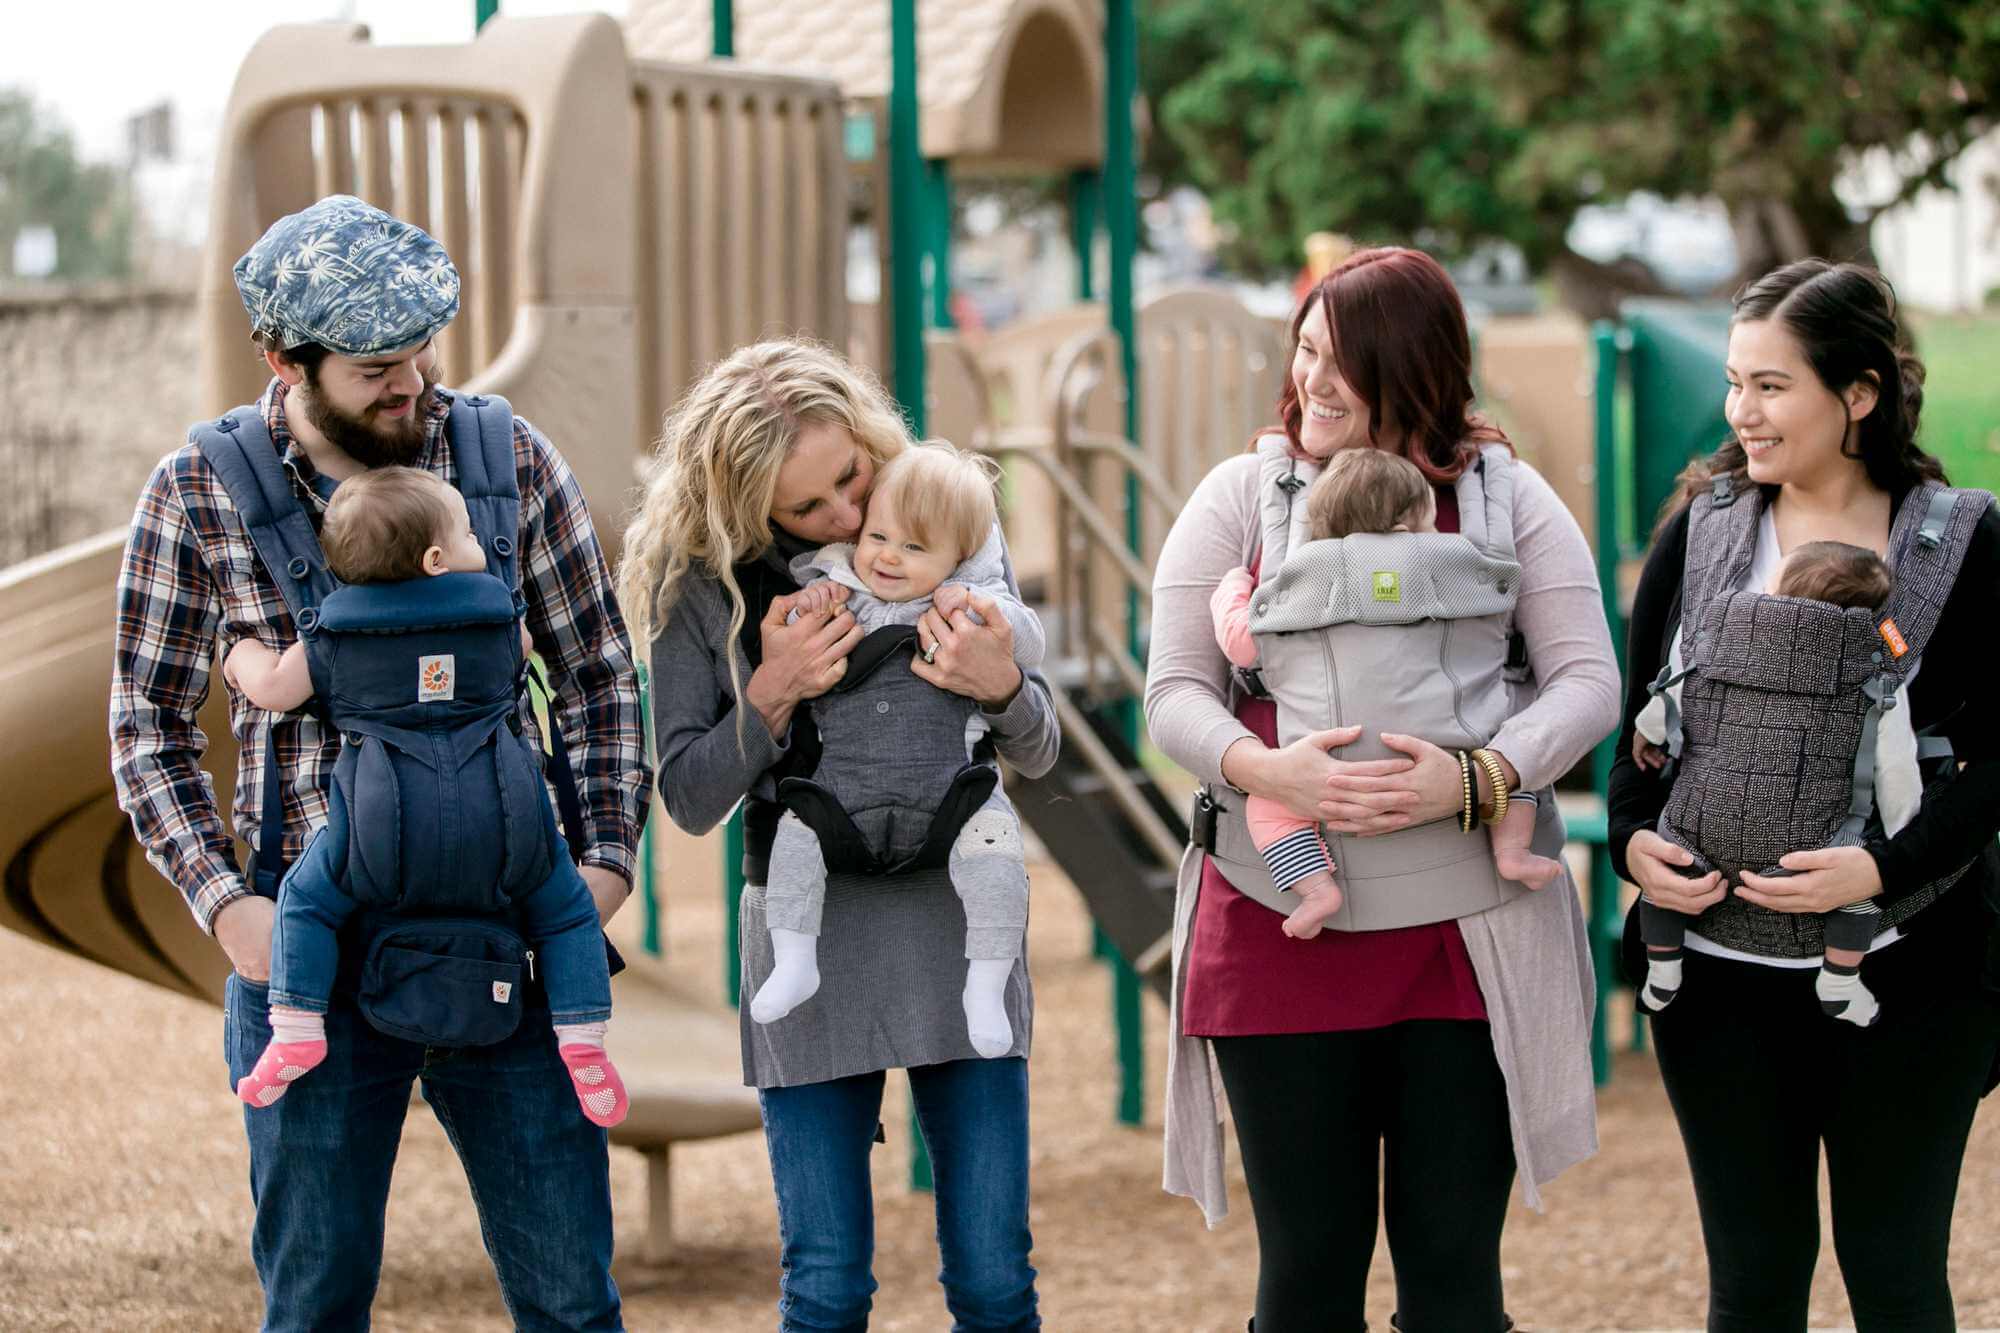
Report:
1589,303,1732,1082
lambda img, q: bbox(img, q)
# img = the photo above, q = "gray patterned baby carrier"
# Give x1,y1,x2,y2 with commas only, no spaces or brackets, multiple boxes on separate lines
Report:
1198,437,1537,931
1650,474,1989,957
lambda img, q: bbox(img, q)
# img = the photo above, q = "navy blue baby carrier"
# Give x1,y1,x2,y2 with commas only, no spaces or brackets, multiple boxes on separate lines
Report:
194,392,603,1046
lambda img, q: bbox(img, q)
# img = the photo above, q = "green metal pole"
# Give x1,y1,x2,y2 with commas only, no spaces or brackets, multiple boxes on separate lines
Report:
889,0,934,1192
926,159,954,330
475,0,498,31
1104,0,1145,1129
712,0,734,56
724,810,745,1008
1068,169,1101,303
636,664,661,957
713,0,744,1012
1590,321,1629,1084
888,0,926,435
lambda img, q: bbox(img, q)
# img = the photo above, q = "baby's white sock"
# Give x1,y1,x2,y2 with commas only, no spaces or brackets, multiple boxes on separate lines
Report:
1817,962,1881,1028
1642,950,1683,1012
962,958,1014,1058
750,927,821,1023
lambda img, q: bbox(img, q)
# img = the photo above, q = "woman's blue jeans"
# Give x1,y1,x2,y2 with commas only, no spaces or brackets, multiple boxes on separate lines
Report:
759,1057,1039,1332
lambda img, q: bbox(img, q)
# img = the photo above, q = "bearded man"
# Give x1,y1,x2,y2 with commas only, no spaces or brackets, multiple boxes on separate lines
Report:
109,194,647,1331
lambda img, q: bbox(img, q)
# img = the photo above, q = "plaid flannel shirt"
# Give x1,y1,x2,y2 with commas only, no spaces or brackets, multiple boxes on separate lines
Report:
110,378,649,933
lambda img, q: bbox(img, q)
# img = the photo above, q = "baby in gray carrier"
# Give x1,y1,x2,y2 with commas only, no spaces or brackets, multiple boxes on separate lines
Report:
751,443,1046,1057
1633,535,1919,1027
1212,447,1562,939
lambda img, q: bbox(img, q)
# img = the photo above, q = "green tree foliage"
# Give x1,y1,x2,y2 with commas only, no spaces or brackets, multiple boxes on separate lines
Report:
0,90,133,281
1141,0,2000,292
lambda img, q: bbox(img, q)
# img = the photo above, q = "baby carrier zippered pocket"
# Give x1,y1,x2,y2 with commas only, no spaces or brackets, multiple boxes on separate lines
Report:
357,915,531,1048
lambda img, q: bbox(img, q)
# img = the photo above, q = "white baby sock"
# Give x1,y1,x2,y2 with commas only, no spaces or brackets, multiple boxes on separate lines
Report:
962,958,1014,1058
1817,962,1882,1028
750,927,822,1023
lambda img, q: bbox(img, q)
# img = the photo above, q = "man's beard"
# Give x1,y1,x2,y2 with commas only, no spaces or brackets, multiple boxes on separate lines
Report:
298,370,438,469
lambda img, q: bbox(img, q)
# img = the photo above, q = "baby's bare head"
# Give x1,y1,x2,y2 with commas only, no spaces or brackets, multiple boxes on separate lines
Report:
321,466,464,584
1304,447,1435,540
1773,540,1892,610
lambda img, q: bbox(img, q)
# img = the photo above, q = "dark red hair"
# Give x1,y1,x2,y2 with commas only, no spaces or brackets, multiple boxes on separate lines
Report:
1273,247,1510,483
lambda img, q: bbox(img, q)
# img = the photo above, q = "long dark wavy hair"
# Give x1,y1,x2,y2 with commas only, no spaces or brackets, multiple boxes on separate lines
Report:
1663,260,1946,529
1274,246,1510,484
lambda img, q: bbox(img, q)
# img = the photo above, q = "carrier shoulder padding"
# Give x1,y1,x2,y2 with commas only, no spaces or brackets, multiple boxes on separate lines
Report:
1250,531,1520,635
445,392,523,592
190,407,339,629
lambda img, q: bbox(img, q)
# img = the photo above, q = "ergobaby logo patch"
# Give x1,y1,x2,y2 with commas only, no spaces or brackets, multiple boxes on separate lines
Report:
492,981,512,1004
1371,571,1401,603
1879,618,1909,659
418,654,456,701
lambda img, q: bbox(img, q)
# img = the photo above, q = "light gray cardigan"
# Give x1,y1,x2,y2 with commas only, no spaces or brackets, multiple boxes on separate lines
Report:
1144,444,1619,1226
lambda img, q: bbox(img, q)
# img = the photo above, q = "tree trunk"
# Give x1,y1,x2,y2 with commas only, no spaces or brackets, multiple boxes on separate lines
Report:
1722,190,1877,292
1549,245,1675,322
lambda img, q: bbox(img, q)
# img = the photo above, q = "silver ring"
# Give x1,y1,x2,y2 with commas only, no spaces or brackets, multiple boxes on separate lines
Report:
921,641,938,664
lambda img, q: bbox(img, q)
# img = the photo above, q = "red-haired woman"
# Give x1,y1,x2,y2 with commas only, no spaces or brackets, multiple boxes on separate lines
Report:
1145,247,1619,1331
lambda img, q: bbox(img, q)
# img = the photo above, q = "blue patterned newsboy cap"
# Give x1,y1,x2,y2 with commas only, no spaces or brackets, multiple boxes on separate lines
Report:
233,194,461,357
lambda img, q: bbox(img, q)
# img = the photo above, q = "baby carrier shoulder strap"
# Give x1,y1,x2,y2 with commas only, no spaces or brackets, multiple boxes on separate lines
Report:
1829,484,1987,845
191,407,341,634
191,409,340,892
1240,435,1312,698
448,392,524,598
1645,474,1763,764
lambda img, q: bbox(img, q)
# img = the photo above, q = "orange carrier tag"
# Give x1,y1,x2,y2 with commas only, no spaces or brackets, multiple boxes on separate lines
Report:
1878,618,1909,658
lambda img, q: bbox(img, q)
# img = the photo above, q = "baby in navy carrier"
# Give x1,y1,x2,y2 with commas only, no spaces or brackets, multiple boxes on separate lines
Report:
750,443,1045,1057
223,466,627,1126
1632,539,1907,1026
1210,448,1563,939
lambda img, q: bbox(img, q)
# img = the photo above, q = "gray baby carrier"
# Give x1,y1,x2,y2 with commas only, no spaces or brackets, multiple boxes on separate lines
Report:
778,625,1000,876
1648,474,1989,957
1197,437,1537,931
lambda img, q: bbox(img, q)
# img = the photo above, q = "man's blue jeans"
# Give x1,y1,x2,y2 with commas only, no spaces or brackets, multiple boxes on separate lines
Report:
759,1057,1039,1332
224,973,621,1332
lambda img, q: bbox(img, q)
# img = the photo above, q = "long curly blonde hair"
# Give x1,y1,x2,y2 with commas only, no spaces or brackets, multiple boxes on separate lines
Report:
618,339,914,739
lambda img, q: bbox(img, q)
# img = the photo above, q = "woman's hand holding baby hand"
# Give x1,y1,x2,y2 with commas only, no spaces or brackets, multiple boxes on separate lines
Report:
748,586,860,736
1736,846,1883,914
1228,727,1420,828
1625,829,1727,915
914,589,1022,708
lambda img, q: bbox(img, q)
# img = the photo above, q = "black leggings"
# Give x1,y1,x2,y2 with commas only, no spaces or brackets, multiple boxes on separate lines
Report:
1649,930,2000,1332
1211,1021,1515,1333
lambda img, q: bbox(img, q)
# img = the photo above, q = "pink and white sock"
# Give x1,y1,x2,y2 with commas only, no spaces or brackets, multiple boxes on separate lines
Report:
555,1022,628,1128
236,1007,327,1109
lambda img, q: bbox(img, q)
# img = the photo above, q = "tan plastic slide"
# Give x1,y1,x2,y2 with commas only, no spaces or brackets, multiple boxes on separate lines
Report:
0,14,852,1263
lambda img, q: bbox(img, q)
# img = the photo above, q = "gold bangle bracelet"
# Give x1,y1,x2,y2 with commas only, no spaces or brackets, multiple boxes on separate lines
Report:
1471,748,1510,826
1456,750,1476,834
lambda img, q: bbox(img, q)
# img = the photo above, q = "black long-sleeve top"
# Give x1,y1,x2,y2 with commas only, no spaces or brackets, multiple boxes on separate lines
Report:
1606,490,2000,932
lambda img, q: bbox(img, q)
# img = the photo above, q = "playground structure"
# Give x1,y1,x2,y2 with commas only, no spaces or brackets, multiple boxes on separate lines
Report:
0,3,1689,1266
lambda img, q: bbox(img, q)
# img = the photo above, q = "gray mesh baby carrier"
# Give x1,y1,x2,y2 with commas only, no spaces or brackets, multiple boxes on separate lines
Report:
1198,437,1542,931
1649,474,1989,957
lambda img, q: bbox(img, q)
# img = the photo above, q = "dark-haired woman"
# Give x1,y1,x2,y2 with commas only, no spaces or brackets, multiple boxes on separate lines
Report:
1146,247,1619,1332
1608,259,2000,1330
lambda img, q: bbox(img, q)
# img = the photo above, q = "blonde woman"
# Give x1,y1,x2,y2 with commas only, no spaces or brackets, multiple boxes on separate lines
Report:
620,340,1054,1331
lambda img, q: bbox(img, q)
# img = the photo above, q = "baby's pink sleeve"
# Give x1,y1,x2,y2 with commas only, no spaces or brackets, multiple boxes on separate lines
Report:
1209,566,1260,669
1245,795,1313,852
